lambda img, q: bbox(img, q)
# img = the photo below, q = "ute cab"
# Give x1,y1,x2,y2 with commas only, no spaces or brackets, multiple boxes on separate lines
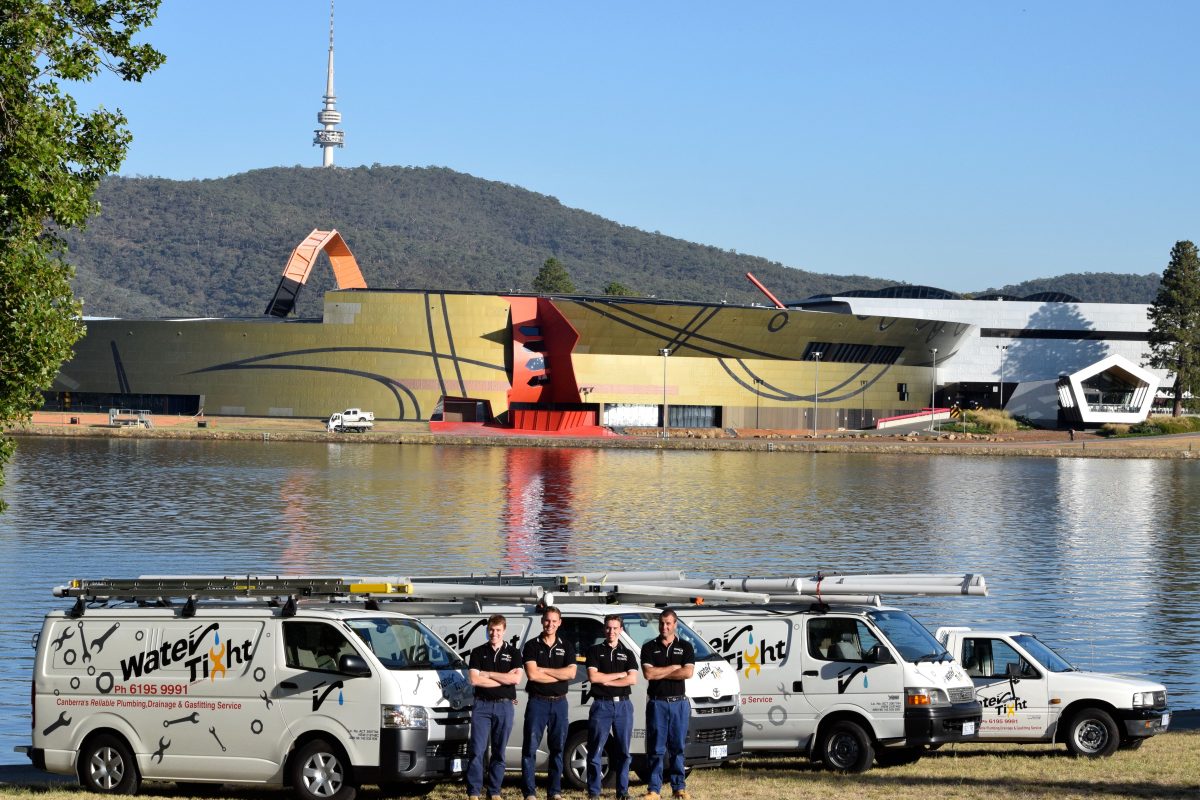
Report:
935,627,1170,756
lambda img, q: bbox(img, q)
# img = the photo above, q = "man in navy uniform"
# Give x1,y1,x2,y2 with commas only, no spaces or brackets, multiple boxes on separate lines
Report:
640,608,694,800
585,614,639,800
467,614,523,800
521,606,578,800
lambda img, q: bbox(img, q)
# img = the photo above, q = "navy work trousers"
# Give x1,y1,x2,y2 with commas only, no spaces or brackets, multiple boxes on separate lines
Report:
645,697,690,793
521,694,569,797
587,697,634,796
467,698,515,797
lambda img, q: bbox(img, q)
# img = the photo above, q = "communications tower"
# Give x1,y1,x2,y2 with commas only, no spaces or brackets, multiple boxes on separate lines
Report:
313,0,344,167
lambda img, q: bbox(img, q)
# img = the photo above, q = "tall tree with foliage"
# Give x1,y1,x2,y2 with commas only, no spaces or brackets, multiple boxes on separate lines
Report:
0,0,165,509
532,257,575,294
1146,240,1200,416
602,280,634,296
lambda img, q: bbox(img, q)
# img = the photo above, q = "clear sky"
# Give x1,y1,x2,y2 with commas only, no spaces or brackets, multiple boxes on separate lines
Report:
69,0,1200,290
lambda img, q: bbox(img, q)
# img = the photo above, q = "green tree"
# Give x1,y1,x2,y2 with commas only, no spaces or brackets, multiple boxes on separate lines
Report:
1146,241,1200,416
532,257,575,294
1,0,165,510
602,280,634,296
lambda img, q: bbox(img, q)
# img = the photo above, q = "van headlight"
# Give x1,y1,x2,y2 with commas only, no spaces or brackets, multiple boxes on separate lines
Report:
1132,691,1166,709
906,688,949,707
382,704,428,729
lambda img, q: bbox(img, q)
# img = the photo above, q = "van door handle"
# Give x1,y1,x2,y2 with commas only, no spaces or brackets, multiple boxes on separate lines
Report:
802,670,817,677
280,681,298,689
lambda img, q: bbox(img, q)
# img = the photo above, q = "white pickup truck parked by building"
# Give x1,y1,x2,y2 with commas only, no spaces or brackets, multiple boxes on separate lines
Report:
935,627,1170,756
327,409,374,433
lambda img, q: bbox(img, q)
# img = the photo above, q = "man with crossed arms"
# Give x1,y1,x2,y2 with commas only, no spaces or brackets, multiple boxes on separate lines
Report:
466,614,523,800
585,614,639,800
640,608,694,800
521,606,577,800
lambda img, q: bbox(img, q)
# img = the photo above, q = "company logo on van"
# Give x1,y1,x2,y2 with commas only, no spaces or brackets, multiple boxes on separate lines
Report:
119,624,254,683
707,624,786,678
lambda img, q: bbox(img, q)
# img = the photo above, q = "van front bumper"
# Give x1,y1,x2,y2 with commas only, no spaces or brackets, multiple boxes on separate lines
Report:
373,729,469,783
684,710,744,767
1118,708,1171,738
902,701,983,745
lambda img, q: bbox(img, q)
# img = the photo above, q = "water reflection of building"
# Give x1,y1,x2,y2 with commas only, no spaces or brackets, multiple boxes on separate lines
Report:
503,448,592,571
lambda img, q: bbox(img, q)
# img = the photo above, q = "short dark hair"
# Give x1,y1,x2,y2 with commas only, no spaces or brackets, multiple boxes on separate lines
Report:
542,605,562,620
487,614,507,629
604,614,623,627
659,608,678,622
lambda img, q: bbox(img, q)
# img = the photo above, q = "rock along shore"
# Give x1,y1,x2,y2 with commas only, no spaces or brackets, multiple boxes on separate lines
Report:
9,413,1200,460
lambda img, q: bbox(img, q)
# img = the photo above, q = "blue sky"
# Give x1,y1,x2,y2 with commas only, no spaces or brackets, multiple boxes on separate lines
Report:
71,1,1200,290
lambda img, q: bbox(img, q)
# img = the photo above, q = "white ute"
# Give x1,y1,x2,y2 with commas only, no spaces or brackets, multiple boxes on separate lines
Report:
23,577,472,800
935,626,1171,756
328,409,374,433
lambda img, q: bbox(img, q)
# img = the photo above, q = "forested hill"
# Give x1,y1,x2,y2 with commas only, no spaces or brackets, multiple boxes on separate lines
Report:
976,273,1161,305
63,166,1159,318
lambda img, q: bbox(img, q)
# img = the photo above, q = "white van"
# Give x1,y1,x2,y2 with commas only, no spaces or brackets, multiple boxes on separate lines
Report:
24,578,472,800
677,603,982,772
406,600,744,791
936,627,1171,756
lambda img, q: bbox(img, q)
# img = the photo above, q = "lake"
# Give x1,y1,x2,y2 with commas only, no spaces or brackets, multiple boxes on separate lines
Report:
2,436,1197,761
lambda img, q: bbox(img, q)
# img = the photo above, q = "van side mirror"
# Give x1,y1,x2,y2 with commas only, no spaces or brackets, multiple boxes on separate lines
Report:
339,654,372,678
1005,662,1023,680
868,645,894,665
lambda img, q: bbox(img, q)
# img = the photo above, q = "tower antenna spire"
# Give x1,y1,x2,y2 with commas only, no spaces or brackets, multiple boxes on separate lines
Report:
313,0,345,167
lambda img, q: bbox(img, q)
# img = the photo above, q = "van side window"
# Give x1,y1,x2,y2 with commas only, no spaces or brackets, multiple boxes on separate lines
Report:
807,618,880,663
284,621,358,672
964,638,1035,679
558,617,603,670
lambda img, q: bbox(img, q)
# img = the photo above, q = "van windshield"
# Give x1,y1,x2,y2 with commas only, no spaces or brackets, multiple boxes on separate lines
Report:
866,609,950,663
346,618,464,670
619,613,721,661
1012,634,1075,672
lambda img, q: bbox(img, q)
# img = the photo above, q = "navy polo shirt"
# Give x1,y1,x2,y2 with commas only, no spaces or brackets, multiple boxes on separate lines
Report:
522,635,577,696
468,641,522,701
586,641,638,698
640,636,695,698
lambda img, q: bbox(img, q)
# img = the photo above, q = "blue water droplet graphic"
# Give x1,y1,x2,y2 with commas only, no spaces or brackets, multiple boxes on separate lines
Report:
338,689,344,705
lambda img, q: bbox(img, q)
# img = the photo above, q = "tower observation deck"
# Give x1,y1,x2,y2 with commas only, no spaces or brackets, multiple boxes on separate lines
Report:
314,0,344,166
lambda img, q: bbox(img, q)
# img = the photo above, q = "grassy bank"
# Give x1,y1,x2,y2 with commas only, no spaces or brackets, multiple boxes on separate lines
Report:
5,736,1198,800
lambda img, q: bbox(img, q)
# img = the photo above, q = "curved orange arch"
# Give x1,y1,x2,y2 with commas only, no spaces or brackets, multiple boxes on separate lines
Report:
265,229,367,317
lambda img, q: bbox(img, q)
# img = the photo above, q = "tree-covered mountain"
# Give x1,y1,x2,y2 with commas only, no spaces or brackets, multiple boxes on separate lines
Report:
62,166,1161,318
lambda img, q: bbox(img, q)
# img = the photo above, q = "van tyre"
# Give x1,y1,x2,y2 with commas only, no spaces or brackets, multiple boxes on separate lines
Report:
80,733,140,795
819,720,875,773
563,728,614,791
1065,708,1119,757
290,739,357,800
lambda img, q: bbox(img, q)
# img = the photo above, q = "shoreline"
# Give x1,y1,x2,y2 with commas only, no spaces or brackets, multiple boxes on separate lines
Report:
9,412,1200,459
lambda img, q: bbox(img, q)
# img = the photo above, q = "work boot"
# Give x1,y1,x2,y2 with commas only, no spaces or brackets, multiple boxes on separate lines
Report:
672,791,691,800
468,796,480,800
644,793,660,800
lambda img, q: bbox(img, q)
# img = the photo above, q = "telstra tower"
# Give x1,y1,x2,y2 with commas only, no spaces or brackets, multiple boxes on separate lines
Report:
313,0,345,166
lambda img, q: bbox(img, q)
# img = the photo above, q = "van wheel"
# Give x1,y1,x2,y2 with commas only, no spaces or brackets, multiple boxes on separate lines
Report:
80,734,140,794
819,720,875,773
1065,708,1119,757
290,739,357,800
563,728,616,791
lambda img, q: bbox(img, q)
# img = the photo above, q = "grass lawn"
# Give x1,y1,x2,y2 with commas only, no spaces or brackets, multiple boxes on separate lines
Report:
4,734,1197,800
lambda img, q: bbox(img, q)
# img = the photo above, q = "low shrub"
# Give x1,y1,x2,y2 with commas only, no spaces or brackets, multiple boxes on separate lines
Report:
966,408,1017,432
1134,415,1200,435
1099,423,1131,437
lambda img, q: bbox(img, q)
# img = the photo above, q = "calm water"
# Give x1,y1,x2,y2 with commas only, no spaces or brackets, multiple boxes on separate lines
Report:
2,437,1199,761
